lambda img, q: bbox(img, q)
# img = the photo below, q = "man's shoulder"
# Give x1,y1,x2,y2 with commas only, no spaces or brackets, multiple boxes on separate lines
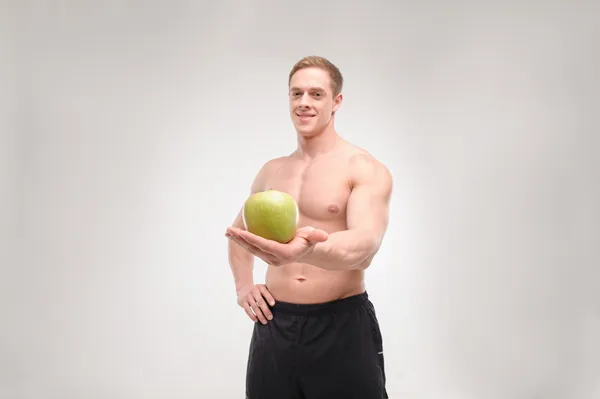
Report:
343,143,390,174
259,155,290,173
250,155,290,193
343,144,392,188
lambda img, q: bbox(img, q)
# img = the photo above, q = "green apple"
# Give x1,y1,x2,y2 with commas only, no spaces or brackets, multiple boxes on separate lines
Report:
243,190,299,243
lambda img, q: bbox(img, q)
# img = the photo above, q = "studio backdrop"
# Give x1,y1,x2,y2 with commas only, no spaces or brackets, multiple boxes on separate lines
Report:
1,1,598,399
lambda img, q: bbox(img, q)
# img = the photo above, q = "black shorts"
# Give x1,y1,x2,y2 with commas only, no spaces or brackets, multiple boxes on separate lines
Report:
245,291,388,399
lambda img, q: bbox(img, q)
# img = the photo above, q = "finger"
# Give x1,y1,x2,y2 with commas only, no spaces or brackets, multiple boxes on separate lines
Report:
242,302,258,322
237,230,281,254
250,301,268,325
230,235,283,265
297,226,329,243
251,288,272,322
307,228,328,243
231,234,266,254
249,290,269,324
253,292,273,321
226,226,243,236
233,237,282,265
258,285,276,306
236,233,291,265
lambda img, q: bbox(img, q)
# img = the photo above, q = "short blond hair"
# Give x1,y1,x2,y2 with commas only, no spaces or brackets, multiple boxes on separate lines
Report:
288,56,344,97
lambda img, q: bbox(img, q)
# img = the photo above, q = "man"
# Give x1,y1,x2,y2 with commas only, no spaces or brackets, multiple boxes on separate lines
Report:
226,56,393,399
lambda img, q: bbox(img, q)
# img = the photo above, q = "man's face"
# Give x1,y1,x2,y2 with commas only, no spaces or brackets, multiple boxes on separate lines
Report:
288,67,342,137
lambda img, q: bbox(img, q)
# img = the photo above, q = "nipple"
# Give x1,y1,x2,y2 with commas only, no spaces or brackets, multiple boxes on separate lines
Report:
327,205,340,214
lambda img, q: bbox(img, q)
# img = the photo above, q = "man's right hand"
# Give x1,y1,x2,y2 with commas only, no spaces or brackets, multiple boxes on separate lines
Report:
237,284,276,324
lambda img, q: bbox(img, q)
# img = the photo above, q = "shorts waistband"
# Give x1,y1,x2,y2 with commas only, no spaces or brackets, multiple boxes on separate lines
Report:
270,292,369,316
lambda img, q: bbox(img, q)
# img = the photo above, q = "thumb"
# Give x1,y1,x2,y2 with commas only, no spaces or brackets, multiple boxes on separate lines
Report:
306,227,328,244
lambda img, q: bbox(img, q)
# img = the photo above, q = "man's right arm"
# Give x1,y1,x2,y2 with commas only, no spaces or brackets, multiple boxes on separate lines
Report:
228,207,255,295
227,158,282,323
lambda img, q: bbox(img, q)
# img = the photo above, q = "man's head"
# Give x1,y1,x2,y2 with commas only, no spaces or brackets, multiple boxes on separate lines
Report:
288,56,343,137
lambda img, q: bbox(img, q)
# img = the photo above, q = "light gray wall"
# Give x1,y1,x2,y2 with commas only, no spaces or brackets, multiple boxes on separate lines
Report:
1,5,25,398
2,1,599,398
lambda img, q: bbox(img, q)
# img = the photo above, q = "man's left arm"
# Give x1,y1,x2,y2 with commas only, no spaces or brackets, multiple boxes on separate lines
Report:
299,154,393,271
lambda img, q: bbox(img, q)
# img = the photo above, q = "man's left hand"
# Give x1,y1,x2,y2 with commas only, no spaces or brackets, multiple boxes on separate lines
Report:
225,226,328,266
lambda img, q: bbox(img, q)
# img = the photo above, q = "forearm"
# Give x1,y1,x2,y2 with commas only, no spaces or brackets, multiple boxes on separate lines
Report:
300,229,379,271
228,241,254,293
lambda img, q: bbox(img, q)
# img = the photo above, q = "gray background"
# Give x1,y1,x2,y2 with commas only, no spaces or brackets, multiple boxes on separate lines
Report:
2,1,599,398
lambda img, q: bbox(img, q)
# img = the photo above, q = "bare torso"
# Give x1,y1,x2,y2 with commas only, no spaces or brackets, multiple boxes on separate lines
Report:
259,140,368,304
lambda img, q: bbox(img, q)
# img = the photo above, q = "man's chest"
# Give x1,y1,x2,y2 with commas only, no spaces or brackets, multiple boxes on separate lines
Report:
263,160,352,223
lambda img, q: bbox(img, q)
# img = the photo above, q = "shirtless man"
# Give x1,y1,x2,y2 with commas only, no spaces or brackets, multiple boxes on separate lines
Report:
226,56,393,399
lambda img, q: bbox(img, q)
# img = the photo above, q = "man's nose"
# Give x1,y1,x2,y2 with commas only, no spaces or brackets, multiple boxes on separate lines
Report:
298,95,310,108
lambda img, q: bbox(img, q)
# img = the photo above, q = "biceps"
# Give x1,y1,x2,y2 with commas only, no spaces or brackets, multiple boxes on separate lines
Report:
346,185,390,236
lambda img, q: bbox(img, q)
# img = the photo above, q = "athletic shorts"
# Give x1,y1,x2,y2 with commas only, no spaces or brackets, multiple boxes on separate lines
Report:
245,291,388,399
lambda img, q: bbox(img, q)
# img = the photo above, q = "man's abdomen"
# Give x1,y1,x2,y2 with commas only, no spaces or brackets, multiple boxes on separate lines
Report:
265,262,365,304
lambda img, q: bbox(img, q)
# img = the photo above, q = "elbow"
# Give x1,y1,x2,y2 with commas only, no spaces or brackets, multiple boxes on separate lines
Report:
354,253,375,271
228,239,253,263
356,235,381,270
353,236,380,271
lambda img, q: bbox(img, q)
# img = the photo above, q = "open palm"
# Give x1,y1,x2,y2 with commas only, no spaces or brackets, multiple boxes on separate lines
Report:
226,225,328,266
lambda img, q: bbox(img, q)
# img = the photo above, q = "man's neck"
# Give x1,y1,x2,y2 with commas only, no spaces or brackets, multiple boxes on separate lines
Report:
296,126,340,160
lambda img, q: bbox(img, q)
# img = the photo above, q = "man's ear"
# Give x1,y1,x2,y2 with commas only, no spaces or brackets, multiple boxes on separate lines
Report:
332,93,343,114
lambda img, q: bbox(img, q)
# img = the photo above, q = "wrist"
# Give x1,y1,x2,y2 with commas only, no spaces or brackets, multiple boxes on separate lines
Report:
235,281,254,295
297,242,328,265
